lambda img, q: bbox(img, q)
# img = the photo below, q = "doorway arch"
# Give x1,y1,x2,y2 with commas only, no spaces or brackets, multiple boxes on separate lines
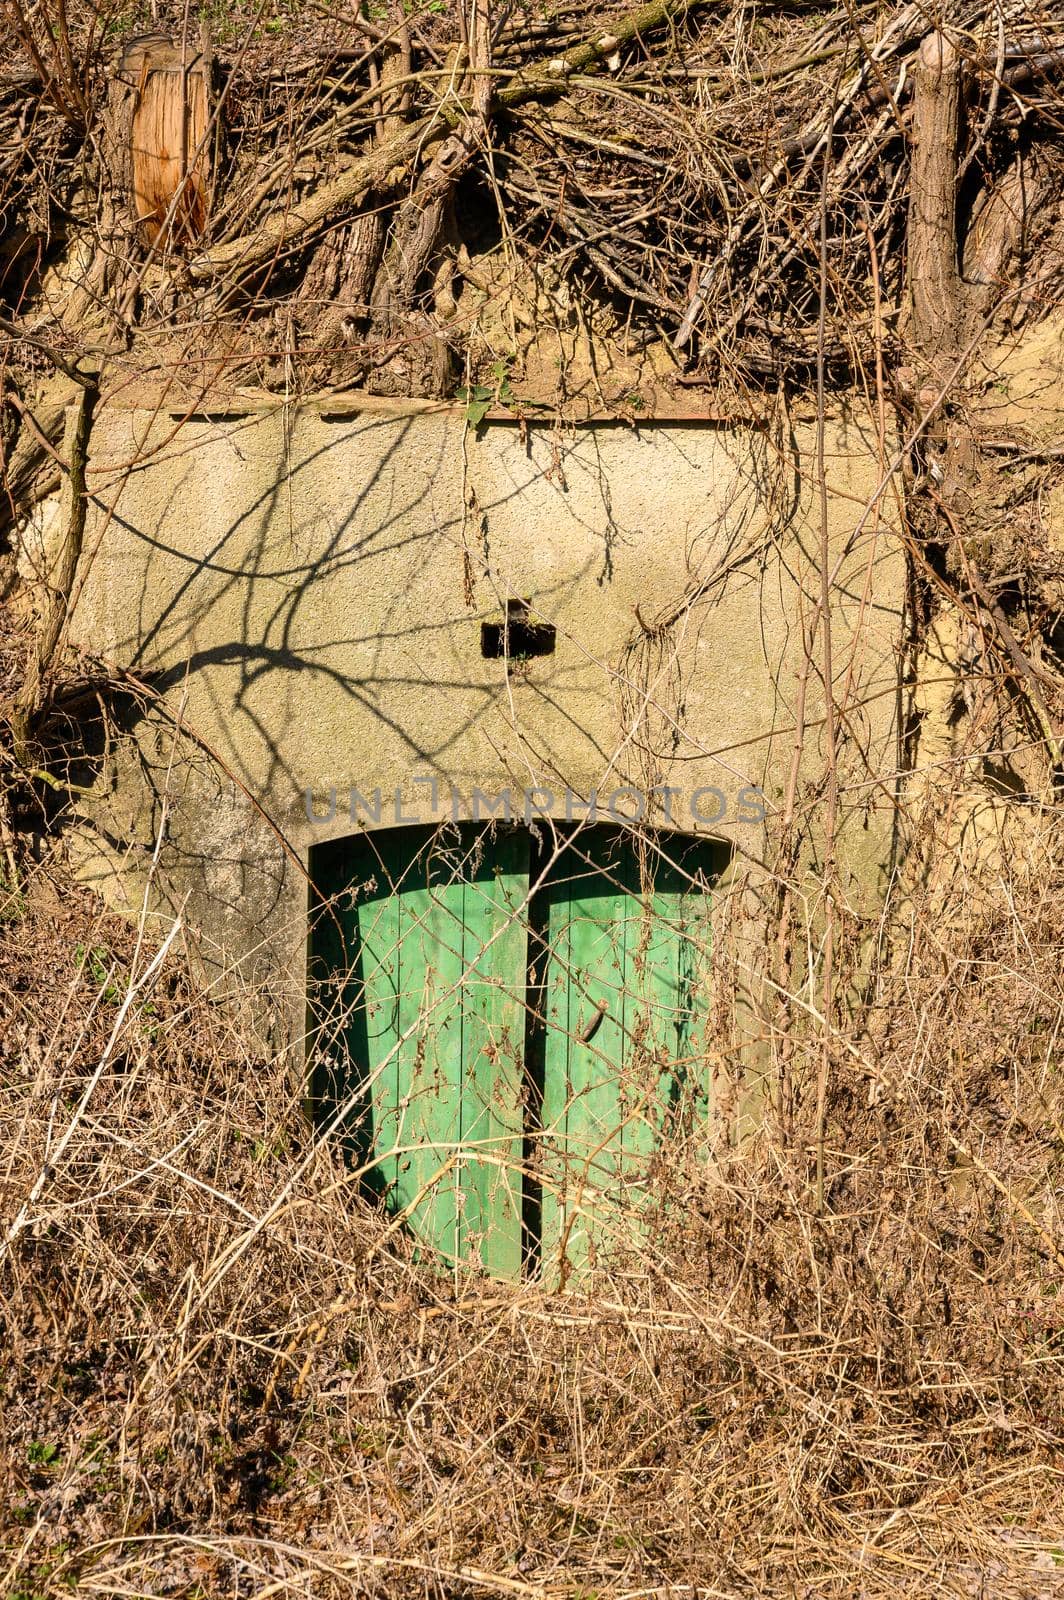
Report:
308,821,730,1279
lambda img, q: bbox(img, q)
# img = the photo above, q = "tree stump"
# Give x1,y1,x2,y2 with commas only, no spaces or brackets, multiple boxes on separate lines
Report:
111,34,214,251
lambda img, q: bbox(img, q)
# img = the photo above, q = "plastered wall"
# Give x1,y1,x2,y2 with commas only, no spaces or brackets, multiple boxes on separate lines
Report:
66,399,904,1036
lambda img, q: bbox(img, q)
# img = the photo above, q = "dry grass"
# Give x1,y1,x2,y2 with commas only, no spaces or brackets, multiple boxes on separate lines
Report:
1,799,1062,1600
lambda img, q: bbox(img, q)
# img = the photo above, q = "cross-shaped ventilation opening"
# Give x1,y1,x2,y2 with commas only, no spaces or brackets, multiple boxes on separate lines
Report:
481,598,556,660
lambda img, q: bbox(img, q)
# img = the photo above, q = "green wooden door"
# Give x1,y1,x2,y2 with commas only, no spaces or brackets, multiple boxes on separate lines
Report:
538,828,714,1279
310,823,721,1282
310,825,528,1277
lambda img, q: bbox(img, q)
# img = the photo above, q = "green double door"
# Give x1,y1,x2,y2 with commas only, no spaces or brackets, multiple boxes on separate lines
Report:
309,823,723,1280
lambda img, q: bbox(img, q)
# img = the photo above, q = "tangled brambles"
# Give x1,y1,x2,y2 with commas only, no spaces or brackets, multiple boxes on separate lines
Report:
1,808,1062,1598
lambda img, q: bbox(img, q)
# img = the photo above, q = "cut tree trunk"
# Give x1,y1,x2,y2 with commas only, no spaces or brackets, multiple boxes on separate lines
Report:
113,35,215,248
906,29,963,368
367,2,492,397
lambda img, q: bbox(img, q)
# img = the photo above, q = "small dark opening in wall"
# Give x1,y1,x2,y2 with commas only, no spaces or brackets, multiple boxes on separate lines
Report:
481,598,556,661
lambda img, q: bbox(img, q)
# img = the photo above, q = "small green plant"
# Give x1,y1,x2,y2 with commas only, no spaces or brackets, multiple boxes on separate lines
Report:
26,1440,59,1466
0,883,25,923
267,1451,298,1491
458,358,517,428
73,945,158,1026
458,359,552,429
251,1130,291,1162
75,943,123,1001
351,1424,389,1458
104,2,155,39
457,381,496,428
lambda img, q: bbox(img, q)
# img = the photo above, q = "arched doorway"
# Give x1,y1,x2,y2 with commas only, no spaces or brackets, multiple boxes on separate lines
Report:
308,822,729,1279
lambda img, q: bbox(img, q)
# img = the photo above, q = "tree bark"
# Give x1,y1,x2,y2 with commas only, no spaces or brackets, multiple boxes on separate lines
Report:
187,115,432,284
963,155,1049,315
0,373,81,549
907,30,962,367
9,373,98,764
367,4,492,396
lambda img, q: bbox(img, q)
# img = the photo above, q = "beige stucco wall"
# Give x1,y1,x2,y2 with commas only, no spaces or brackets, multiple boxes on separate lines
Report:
67,399,904,1040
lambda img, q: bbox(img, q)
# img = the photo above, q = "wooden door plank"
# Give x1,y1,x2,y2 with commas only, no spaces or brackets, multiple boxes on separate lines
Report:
622,841,679,1188
356,830,409,1202
670,839,715,1139
539,846,573,1271
460,830,529,1278
391,833,467,1265
541,828,632,1276
622,838,715,1221
540,829,720,1280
